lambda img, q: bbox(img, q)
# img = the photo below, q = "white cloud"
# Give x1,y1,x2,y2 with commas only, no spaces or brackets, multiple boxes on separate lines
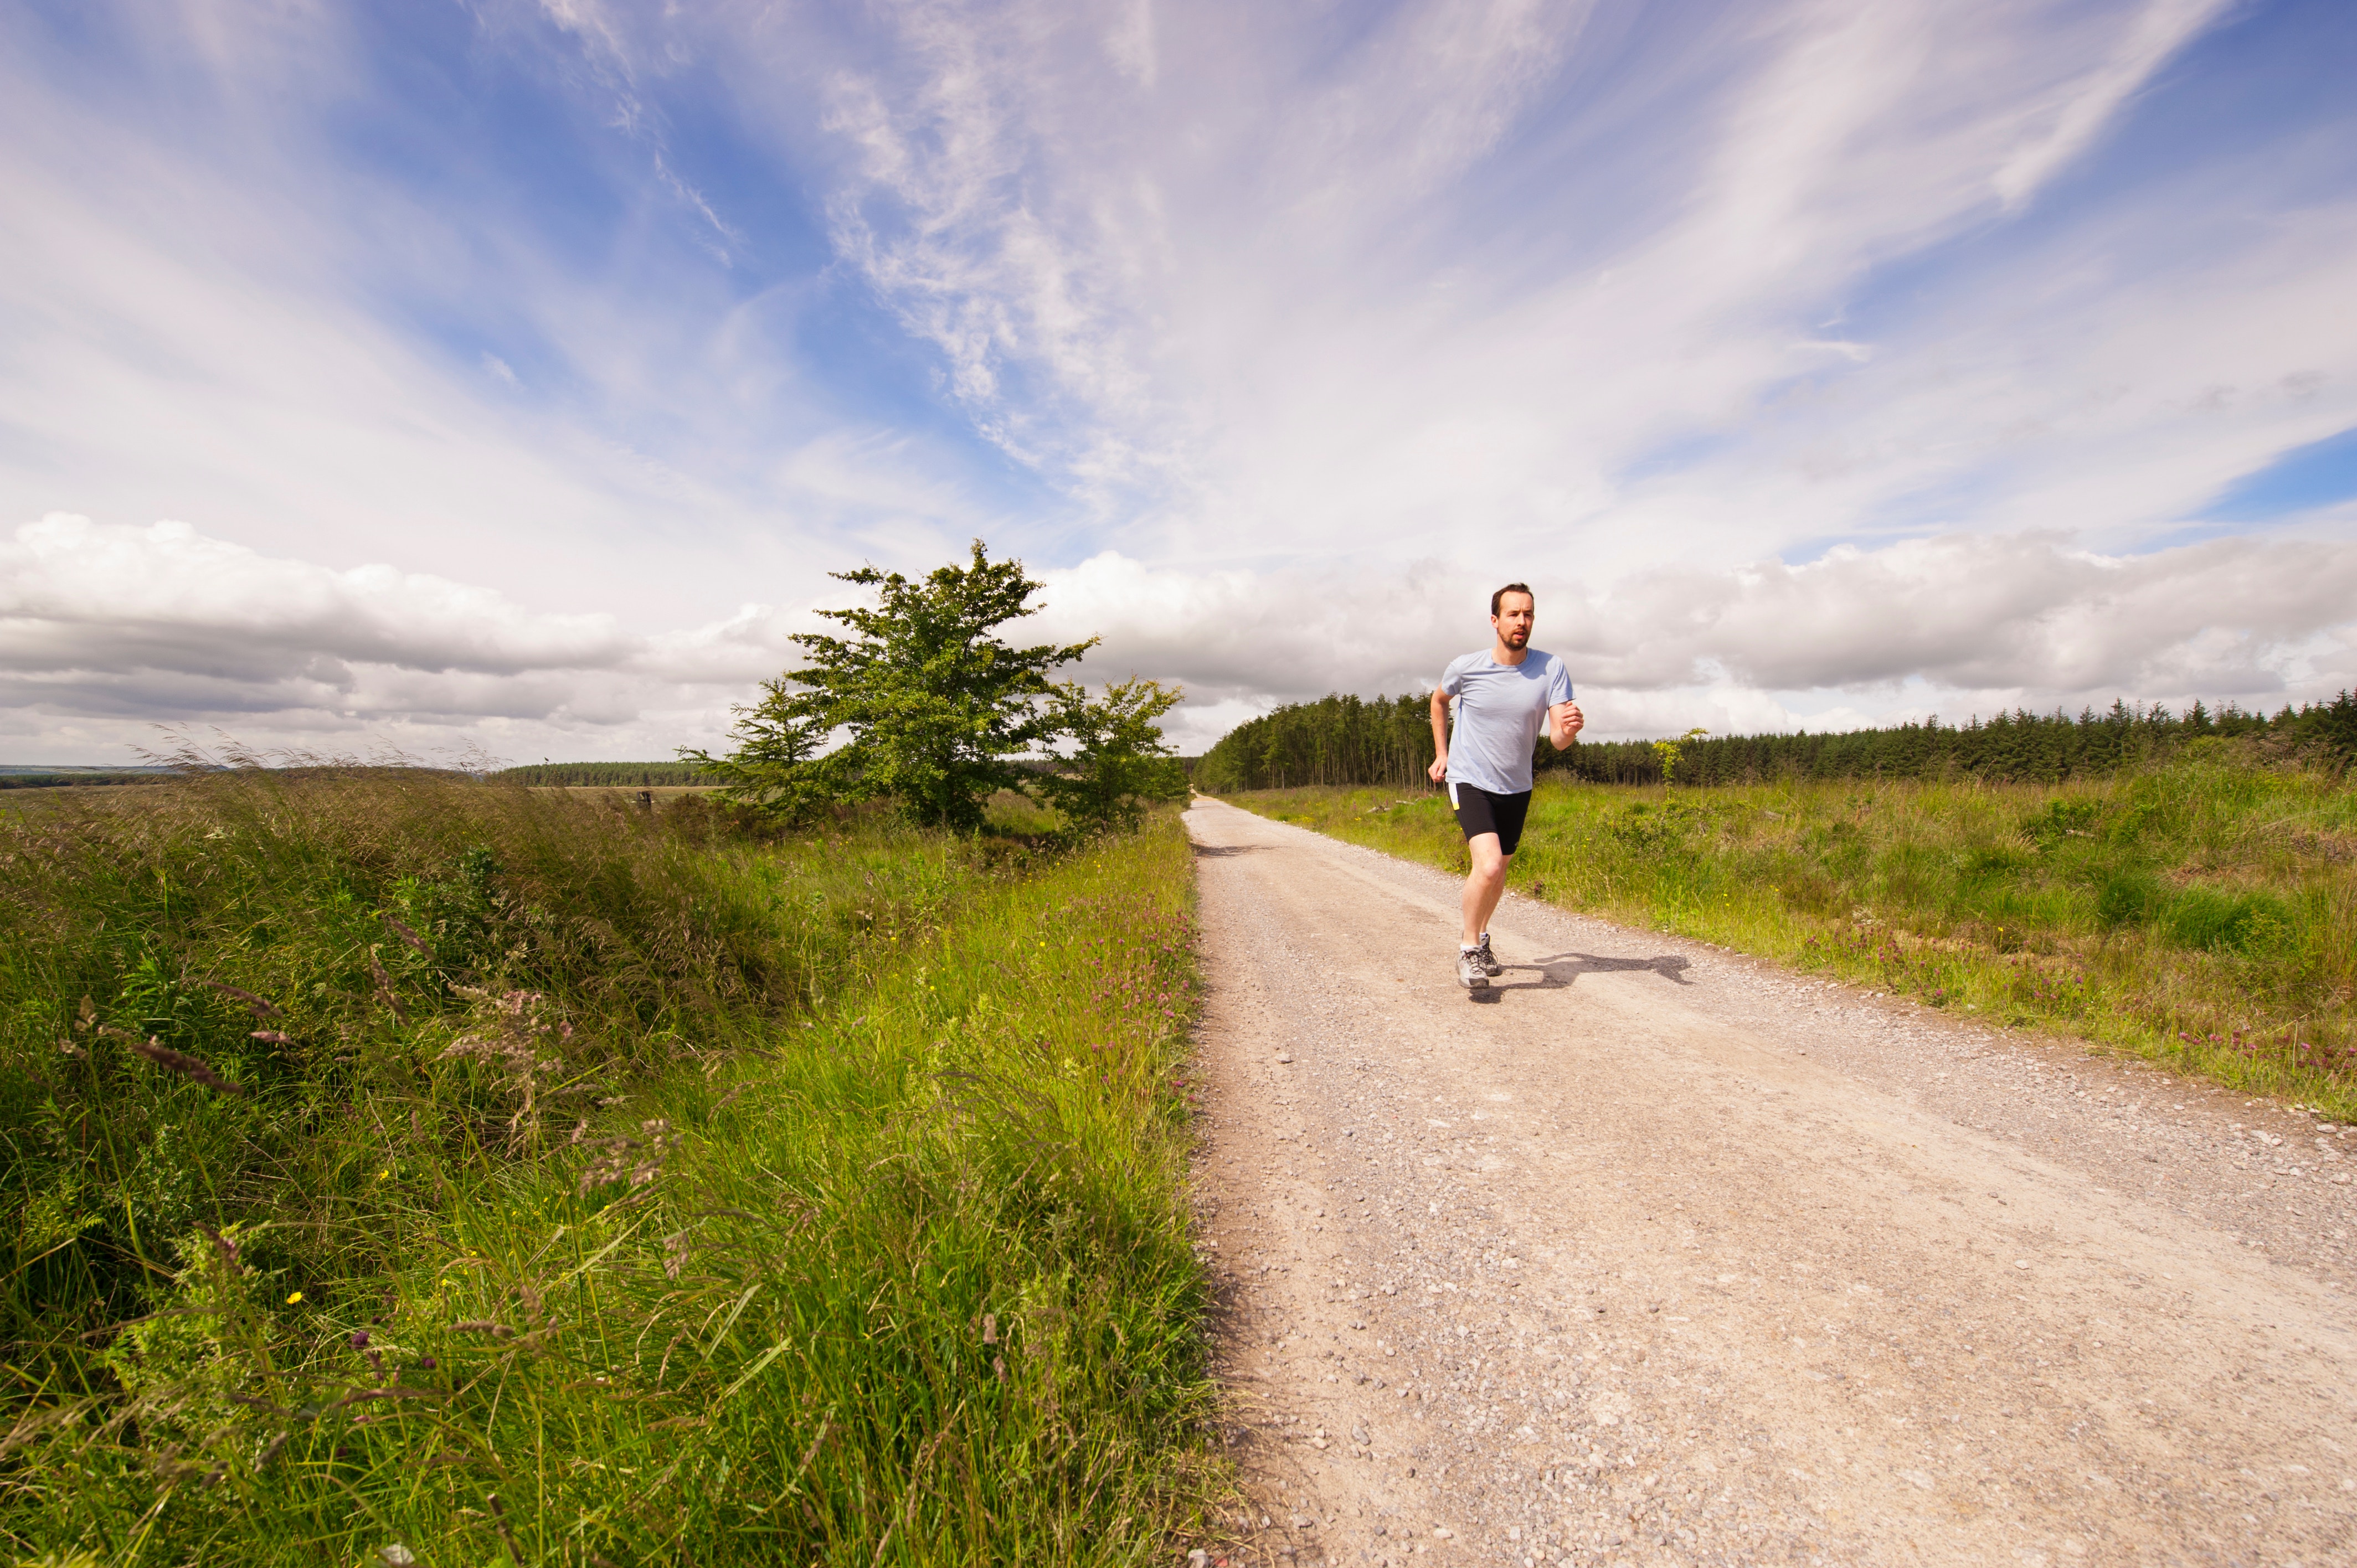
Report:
0,3,1024,636
0,515,812,762
1574,533,2357,696
757,0,2357,607
1038,532,2357,744
1,517,631,679
1991,0,2235,209
4,513,2347,764
2,1,2351,764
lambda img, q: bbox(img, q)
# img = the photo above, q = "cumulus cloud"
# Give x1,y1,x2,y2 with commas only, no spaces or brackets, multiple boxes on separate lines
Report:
1577,534,2357,696
1,517,631,681
1038,532,2357,747
0,516,815,760
5,513,2349,762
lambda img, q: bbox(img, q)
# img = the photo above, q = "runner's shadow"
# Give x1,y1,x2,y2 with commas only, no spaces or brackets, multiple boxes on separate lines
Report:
1190,842,1269,858
1468,951,1691,1002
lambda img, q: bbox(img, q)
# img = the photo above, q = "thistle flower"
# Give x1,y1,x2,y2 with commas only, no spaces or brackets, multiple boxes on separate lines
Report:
197,1221,243,1274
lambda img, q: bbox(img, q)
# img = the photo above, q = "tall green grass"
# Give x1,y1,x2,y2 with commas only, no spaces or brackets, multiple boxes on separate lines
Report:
2,771,1218,1562
1231,741,2357,1115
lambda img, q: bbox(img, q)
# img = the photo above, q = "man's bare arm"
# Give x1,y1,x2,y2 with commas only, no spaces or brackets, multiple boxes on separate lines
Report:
1428,688,1453,783
1548,701,1585,751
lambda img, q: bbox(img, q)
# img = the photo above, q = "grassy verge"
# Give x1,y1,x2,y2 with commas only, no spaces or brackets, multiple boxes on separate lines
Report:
3,771,1217,1563
1222,742,2357,1116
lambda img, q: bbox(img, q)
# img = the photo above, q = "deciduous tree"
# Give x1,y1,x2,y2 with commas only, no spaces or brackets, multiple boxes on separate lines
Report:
1032,677,1188,833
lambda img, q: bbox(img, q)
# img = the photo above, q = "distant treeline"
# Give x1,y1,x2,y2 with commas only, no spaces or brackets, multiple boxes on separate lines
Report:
1191,694,1436,792
490,762,715,787
1193,691,2357,793
0,768,173,790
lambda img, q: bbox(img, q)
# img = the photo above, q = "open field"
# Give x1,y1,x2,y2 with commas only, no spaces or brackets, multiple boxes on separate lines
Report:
0,785,180,813
536,783,721,803
1218,745,2357,1116
0,768,176,793
2,772,1218,1563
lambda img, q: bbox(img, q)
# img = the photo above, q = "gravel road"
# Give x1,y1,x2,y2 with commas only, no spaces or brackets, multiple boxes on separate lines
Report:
1182,797,2357,1568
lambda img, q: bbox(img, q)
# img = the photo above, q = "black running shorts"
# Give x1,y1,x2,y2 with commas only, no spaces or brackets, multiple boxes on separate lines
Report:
1449,781,1533,855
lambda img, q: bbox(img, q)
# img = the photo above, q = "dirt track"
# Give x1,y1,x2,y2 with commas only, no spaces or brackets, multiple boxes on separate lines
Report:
1183,797,2357,1567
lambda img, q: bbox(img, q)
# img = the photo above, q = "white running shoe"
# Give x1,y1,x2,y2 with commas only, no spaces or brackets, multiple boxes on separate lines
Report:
1475,933,1502,977
1457,949,1490,989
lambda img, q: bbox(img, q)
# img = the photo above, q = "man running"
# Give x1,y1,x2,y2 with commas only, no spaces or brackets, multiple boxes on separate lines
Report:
1428,583,1583,988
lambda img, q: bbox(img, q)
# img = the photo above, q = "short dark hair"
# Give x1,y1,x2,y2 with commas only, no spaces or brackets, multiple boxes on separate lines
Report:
1490,582,1533,617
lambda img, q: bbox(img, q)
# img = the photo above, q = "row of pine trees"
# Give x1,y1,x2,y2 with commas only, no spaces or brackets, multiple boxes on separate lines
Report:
1190,691,2357,793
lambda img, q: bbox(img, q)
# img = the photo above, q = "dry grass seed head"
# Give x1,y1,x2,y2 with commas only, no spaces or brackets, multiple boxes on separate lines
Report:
127,1036,246,1096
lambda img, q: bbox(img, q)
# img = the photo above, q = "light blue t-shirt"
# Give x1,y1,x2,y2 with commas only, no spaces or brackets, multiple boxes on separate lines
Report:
1440,649,1574,796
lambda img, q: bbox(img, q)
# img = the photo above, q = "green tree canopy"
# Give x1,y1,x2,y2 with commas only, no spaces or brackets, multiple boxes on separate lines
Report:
688,541,1097,831
1032,676,1190,833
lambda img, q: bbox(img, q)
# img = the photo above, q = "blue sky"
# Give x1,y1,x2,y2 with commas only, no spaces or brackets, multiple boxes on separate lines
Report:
3,0,2354,761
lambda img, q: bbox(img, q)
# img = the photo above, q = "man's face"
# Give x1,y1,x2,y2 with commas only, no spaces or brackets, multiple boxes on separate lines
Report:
1492,592,1535,649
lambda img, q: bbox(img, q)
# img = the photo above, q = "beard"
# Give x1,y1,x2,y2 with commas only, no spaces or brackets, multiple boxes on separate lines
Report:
1504,627,1530,646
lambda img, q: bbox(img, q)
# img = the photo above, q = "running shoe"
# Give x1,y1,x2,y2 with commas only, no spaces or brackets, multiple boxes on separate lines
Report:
1456,949,1489,989
1475,933,1502,977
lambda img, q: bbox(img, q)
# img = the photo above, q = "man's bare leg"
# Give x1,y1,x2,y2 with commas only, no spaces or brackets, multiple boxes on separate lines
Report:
1460,833,1510,946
